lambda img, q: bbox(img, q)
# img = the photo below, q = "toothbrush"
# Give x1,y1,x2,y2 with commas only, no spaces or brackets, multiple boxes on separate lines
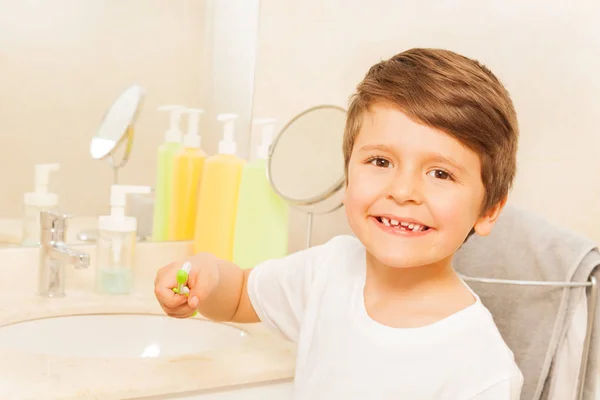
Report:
172,262,197,317
172,261,191,295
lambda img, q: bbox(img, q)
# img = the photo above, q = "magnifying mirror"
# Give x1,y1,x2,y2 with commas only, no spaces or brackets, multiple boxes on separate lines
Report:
267,105,347,248
78,85,145,243
90,84,145,184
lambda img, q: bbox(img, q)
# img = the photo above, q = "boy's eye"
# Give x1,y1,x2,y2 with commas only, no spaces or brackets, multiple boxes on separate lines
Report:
369,158,391,168
428,169,452,180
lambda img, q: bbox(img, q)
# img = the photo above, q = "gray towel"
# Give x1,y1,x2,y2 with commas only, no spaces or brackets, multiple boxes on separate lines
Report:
454,204,600,400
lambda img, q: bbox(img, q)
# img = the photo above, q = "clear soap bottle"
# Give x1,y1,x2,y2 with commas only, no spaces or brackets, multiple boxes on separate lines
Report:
96,184,151,294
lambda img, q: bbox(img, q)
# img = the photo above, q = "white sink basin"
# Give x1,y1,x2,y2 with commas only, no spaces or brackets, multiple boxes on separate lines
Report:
0,314,249,358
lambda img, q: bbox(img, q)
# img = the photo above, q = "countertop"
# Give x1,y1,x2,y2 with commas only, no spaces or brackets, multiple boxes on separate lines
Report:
0,242,296,400
0,291,296,400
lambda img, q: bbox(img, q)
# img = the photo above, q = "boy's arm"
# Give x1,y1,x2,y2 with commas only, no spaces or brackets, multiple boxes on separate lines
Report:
178,239,333,341
193,250,319,328
185,254,259,323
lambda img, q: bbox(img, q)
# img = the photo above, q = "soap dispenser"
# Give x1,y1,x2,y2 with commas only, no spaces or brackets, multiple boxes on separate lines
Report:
233,118,289,269
152,105,184,241
21,163,60,246
193,113,246,260
97,184,151,294
170,108,206,241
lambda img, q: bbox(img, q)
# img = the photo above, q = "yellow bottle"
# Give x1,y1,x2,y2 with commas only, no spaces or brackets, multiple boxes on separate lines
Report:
193,114,245,260
170,108,206,241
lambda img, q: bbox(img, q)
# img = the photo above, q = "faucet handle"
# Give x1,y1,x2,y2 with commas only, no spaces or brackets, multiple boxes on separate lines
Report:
40,210,72,230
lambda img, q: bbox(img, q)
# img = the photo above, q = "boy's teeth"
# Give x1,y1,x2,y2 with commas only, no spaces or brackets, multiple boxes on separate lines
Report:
379,217,427,231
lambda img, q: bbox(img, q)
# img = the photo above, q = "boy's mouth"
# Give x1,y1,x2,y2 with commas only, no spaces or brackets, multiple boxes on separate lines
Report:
373,216,431,232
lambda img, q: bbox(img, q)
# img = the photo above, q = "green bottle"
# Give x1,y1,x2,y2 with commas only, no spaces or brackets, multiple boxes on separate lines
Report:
152,105,184,241
233,118,289,269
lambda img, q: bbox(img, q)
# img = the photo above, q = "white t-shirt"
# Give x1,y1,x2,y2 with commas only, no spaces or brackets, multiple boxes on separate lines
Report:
247,235,523,400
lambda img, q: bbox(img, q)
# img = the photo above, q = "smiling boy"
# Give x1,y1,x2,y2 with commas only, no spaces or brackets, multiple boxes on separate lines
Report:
155,48,523,399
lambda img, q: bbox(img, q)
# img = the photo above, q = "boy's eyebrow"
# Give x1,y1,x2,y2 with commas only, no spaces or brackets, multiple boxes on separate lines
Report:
428,153,468,175
358,144,394,153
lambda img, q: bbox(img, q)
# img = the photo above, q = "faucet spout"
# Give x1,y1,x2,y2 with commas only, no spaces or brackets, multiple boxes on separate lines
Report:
48,244,90,269
38,211,90,298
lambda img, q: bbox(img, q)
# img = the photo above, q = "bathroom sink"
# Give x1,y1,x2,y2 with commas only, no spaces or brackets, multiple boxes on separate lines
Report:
0,314,249,358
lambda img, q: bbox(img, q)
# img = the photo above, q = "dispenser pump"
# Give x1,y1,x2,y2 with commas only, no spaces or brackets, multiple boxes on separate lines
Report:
253,118,276,160
24,163,60,208
217,113,239,155
182,108,204,148
98,185,151,232
158,105,185,143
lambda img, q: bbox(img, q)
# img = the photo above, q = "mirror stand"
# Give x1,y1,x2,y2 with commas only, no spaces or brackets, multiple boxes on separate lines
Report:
305,212,314,249
266,105,347,250
78,86,143,243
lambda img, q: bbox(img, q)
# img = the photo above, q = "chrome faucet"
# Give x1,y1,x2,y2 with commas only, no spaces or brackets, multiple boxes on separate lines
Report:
38,211,90,297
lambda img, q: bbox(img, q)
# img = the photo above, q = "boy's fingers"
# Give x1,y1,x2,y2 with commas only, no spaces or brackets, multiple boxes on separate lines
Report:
155,285,188,308
162,303,196,318
188,295,199,308
154,265,178,291
154,265,188,308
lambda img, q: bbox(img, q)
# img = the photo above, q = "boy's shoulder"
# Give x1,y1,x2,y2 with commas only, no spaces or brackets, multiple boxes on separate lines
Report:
447,301,523,397
292,234,366,289
315,234,366,270
322,234,363,248
318,234,365,257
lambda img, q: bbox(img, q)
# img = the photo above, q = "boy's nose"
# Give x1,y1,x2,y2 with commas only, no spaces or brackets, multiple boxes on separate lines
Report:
387,171,424,205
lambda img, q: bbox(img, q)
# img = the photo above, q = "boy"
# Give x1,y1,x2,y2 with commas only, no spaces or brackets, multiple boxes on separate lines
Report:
154,48,523,399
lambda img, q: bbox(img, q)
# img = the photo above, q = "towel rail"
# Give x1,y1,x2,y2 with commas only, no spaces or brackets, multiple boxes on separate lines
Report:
461,275,593,288
461,274,598,400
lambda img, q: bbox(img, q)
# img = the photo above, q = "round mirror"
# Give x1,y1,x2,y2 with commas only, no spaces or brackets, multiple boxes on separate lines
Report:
79,85,144,243
90,84,145,183
267,105,347,247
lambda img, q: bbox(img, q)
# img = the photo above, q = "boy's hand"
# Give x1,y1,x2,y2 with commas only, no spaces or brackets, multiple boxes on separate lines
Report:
154,252,220,318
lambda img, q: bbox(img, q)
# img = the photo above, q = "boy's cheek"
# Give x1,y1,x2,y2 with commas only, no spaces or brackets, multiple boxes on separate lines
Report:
350,173,385,199
429,194,478,233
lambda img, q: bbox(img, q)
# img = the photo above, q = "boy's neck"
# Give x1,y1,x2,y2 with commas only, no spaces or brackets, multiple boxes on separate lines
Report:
365,252,460,294
363,252,476,328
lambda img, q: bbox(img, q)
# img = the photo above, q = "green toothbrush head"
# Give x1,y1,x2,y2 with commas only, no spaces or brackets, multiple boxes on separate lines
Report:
176,261,192,286
176,269,188,285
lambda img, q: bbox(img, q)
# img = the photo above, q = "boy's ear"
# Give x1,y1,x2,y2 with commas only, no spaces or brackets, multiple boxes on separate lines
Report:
342,172,349,205
473,196,507,237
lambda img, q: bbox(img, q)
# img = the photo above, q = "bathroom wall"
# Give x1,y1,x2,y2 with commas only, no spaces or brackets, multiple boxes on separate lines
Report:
0,0,210,218
252,0,600,252
2,0,599,253
0,0,260,223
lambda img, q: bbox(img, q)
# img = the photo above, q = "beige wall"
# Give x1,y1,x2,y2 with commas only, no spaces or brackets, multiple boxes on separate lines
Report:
252,0,600,252
1,0,599,253
0,0,211,219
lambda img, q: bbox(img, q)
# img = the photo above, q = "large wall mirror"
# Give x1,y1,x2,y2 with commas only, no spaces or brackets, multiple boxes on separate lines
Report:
0,0,260,248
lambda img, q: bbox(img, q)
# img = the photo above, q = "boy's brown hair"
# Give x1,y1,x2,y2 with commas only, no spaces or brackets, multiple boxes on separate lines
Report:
343,48,519,214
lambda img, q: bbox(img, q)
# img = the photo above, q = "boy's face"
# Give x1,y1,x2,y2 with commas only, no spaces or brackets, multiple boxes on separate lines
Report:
344,103,504,269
